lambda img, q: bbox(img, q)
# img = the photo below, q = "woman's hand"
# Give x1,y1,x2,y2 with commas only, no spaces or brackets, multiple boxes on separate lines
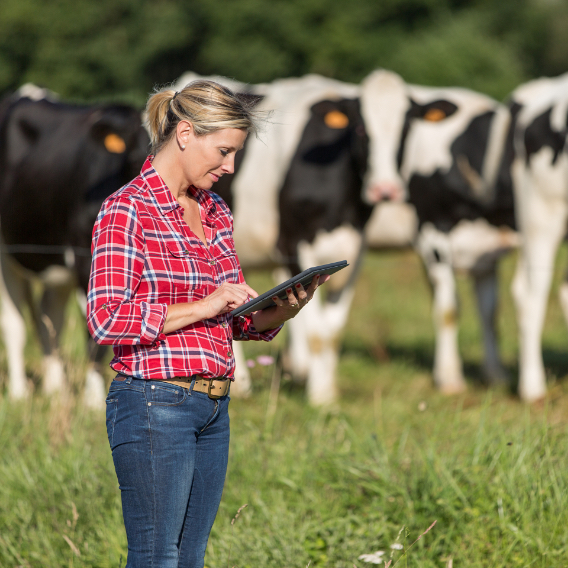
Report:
251,274,330,332
161,282,257,334
198,282,258,319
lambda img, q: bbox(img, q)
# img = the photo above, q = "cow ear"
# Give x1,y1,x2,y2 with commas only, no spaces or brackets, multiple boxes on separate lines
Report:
102,133,127,153
324,110,350,129
91,121,127,154
419,100,458,122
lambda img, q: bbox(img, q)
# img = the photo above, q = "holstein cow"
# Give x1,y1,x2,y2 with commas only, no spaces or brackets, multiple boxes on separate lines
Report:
0,88,149,406
361,69,518,394
175,72,372,405
508,72,568,401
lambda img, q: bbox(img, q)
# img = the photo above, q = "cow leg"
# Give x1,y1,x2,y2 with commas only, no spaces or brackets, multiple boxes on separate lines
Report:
427,261,466,393
75,289,107,409
272,266,312,382
472,266,508,385
292,226,365,405
36,282,75,395
512,209,566,402
230,343,252,398
303,285,356,406
0,254,31,399
284,308,311,381
416,225,466,393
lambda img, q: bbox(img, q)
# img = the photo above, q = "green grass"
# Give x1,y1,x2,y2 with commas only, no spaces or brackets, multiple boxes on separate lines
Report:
1,248,568,567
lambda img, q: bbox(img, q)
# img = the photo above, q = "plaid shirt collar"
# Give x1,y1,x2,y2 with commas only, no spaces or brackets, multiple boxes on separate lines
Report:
140,156,218,218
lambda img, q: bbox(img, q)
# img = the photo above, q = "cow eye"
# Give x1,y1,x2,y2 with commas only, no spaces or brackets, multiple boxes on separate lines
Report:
324,110,349,129
422,108,447,122
104,133,127,153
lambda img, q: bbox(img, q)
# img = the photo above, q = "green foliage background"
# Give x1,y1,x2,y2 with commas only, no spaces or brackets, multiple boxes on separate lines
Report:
1,0,567,107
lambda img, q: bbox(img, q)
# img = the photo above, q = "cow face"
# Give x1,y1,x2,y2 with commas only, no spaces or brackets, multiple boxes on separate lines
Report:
0,97,149,288
360,69,509,210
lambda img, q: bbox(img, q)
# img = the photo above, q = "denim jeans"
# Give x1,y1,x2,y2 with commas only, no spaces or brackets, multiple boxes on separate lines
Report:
105,376,230,568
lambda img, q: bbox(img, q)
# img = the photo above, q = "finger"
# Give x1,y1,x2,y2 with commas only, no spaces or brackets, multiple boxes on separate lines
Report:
294,282,308,301
305,274,320,295
285,288,299,307
238,283,259,298
272,296,285,307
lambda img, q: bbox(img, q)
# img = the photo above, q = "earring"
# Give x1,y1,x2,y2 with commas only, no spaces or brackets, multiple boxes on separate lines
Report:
181,145,186,149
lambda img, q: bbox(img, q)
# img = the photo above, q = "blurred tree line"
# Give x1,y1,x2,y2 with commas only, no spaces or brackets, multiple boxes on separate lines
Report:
0,0,567,107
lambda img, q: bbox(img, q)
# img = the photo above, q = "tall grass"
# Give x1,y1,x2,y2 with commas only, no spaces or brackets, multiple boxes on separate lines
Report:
0,248,567,567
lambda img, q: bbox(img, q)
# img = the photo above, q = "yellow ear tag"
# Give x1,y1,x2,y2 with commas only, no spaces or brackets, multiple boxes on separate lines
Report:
324,110,349,129
423,108,447,122
104,133,126,153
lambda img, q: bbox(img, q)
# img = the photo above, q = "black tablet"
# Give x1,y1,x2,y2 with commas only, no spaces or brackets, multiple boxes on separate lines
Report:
230,260,349,317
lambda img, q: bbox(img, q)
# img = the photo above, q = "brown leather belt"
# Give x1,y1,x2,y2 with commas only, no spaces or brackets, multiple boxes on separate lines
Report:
160,376,230,399
115,374,230,399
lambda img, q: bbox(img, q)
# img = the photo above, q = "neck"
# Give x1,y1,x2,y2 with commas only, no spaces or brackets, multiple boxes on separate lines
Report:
151,145,190,200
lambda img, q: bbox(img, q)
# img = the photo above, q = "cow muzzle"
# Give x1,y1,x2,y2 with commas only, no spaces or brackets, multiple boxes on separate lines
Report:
364,181,406,204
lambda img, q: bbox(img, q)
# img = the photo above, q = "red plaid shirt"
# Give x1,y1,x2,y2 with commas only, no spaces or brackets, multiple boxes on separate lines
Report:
87,157,280,380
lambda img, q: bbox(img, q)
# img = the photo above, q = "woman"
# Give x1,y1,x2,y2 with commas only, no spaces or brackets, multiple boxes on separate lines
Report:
87,80,323,568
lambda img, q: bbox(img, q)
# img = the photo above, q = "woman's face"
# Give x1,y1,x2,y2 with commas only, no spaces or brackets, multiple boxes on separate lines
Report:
181,125,248,190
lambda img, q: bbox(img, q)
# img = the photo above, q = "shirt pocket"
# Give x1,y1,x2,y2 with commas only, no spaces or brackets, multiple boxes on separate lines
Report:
214,236,241,285
164,239,209,302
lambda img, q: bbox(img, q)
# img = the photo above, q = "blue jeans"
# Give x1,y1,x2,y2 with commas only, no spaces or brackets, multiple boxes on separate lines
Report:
105,376,230,568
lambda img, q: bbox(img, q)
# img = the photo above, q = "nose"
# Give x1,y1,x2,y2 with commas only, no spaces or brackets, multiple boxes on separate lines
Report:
365,181,405,204
222,155,235,175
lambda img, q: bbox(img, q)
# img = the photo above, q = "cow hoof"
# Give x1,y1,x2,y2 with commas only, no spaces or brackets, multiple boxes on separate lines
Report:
8,381,31,400
438,382,467,395
518,385,547,403
43,355,66,395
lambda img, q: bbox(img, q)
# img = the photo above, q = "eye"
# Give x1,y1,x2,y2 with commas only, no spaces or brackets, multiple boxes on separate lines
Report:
220,149,229,157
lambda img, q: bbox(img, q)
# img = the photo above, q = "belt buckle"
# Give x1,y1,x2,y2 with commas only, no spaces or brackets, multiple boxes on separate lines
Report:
208,379,222,400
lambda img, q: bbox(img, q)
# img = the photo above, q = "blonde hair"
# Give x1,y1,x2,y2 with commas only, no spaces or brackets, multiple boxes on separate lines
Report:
146,80,260,154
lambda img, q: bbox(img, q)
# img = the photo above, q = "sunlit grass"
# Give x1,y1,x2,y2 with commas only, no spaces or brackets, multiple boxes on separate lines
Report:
1,247,568,566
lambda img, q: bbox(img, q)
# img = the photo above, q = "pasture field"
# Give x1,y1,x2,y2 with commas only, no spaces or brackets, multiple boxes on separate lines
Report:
1,248,568,567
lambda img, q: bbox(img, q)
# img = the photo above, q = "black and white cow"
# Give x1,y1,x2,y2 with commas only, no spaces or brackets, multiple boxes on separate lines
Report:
175,70,517,403
175,72,374,405
508,72,568,401
0,87,149,406
360,69,518,394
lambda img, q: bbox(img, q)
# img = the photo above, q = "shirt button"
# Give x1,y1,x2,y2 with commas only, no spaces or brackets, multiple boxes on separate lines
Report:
222,322,227,328
152,343,159,350
209,259,216,266
227,350,233,357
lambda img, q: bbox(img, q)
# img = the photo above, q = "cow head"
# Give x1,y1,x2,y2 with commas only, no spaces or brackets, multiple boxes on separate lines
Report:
360,69,509,207
360,70,410,203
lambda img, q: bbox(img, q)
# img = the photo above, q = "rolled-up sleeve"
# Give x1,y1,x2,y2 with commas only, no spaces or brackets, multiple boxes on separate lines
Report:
87,196,167,345
232,313,282,342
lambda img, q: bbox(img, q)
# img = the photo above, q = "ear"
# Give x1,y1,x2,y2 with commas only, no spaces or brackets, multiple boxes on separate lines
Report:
91,121,127,154
176,120,193,147
409,99,458,122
